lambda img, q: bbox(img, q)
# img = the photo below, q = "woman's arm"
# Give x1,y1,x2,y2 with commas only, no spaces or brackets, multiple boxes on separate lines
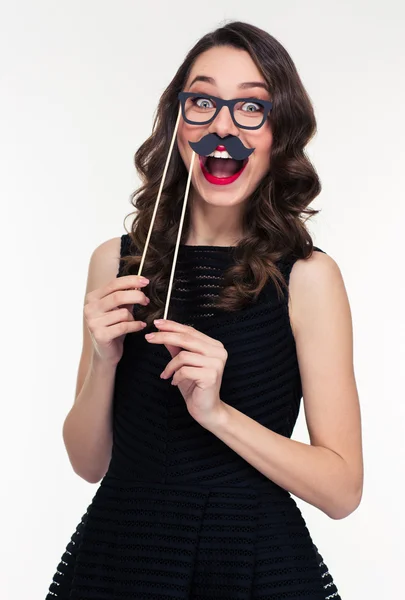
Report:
62,237,122,483
207,251,363,520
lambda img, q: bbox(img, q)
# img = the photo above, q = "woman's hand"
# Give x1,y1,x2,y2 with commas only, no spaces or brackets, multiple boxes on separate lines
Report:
145,319,228,428
84,275,150,366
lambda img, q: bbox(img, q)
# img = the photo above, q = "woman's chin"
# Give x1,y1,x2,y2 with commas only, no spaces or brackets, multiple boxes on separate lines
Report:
194,180,251,207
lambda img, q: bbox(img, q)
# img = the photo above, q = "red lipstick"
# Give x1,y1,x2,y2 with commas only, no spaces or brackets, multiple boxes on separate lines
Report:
199,155,248,186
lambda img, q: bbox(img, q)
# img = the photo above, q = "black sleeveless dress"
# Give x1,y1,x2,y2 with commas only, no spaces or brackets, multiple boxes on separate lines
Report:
46,234,341,599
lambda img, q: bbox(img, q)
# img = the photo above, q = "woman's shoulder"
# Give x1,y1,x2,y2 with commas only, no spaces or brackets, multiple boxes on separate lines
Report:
290,247,341,283
91,235,123,260
288,248,347,335
88,235,123,282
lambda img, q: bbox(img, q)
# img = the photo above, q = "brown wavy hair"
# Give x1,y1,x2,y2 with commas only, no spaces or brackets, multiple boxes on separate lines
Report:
120,20,321,326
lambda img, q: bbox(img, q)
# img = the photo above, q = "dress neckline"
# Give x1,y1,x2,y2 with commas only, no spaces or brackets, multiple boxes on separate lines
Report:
179,244,236,251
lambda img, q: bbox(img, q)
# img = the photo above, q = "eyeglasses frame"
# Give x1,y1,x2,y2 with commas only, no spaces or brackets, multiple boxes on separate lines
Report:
177,91,273,131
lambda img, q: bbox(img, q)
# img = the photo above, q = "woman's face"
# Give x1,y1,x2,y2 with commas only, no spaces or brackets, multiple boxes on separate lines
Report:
177,45,273,207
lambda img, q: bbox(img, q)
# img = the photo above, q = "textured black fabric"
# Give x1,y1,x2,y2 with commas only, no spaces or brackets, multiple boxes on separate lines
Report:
46,234,341,599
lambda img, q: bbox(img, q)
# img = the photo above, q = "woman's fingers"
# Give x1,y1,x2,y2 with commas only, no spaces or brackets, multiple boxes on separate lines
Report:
96,288,150,315
147,331,227,360
91,319,147,347
88,307,134,328
161,351,220,379
84,274,149,364
85,276,150,318
87,275,149,301
153,319,224,348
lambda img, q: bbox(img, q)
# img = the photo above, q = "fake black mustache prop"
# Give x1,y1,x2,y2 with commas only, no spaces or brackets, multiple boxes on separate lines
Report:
189,133,255,161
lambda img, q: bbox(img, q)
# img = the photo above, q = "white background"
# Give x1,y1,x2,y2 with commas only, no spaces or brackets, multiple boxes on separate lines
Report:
1,1,404,598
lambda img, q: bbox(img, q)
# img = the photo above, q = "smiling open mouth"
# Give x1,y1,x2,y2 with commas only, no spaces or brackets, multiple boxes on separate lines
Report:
199,155,249,185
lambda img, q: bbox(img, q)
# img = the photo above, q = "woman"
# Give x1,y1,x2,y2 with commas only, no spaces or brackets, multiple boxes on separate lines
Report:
46,21,363,599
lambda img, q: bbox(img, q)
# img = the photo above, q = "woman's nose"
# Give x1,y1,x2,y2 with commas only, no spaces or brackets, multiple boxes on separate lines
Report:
209,105,239,138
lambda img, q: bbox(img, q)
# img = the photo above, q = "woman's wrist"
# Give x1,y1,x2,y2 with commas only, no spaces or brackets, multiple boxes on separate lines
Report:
90,352,119,375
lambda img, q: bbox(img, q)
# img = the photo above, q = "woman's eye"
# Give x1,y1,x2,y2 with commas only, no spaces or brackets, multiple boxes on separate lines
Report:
242,102,262,112
194,97,214,109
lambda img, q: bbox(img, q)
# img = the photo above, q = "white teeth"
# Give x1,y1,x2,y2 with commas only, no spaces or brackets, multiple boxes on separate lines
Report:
207,150,232,159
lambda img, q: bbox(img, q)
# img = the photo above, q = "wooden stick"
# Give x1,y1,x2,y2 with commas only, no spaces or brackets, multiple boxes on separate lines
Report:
163,150,196,320
137,104,182,278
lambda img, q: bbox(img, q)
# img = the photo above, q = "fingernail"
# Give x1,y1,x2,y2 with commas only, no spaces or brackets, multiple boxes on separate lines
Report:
145,333,155,339
139,277,149,284
154,319,164,325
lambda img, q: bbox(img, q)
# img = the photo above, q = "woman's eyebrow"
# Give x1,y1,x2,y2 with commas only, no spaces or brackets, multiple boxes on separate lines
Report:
188,75,269,92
